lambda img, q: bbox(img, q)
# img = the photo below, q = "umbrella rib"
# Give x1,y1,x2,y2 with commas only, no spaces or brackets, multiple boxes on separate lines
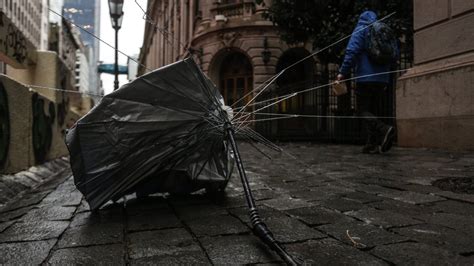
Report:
237,131,273,160
238,126,283,152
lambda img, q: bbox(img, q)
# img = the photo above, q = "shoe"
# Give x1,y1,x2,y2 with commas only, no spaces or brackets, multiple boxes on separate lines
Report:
379,126,395,153
362,144,379,154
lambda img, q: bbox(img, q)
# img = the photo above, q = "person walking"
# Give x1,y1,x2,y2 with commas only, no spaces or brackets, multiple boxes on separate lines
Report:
337,10,398,154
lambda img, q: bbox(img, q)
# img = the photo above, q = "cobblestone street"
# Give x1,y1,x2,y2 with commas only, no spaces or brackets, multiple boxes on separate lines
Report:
1,143,474,265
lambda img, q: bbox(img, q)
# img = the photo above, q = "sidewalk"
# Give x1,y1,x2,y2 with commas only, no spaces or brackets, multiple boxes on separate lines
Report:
0,143,473,265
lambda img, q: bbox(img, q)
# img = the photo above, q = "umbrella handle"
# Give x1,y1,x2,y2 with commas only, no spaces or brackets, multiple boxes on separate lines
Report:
226,124,299,266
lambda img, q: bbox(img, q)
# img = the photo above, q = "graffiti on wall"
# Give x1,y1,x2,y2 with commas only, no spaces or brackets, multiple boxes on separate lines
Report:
0,81,9,170
0,12,31,68
32,93,55,164
3,24,28,64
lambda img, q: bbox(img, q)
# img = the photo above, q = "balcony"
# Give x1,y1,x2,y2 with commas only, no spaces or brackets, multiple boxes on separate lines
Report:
211,1,256,20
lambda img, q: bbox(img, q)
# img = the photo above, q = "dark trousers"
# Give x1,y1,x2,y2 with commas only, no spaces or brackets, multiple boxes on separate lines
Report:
356,82,388,145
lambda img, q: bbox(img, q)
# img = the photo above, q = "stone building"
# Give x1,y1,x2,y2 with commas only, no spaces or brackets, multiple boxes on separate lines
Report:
0,1,90,174
139,0,321,140
397,1,474,150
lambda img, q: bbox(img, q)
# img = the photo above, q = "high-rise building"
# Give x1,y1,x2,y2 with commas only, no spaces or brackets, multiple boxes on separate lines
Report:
0,0,43,68
40,0,50,50
75,50,90,93
63,0,101,96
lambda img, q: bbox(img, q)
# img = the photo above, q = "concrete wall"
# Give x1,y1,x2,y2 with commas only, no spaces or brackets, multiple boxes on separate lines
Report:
0,74,81,174
396,2,474,150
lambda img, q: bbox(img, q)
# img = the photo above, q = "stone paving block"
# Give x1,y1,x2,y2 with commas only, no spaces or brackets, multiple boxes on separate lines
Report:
57,223,123,248
48,244,125,265
186,214,249,237
128,228,201,260
174,203,227,221
261,196,316,211
252,189,283,201
429,200,474,216
405,176,442,186
378,190,446,205
433,190,474,204
355,184,402,196
125,196,170,216
167,193,214,207
0,206,35,222
286,206,354,226
227,205,280,220
20,171,44,183
368,198,433,218
0,240,55,265
417,212,474,235
285,238,386,265
130,250,210,265
298,176,337,188
392,223,474,254
317,220,409,248
20,206,76,222
0,221,14,233
212,194,248,208
267,179,317,192
230,206,326,243
40,184,82,207
33,171,72,193
370,242,471,265
0,190,51,213
0,220,69,242
201,234,280,264
395,183,443,194
320,197,365,212
27,165,53,179
76,199,91,213
289,189,336,202
70,208,124,227
128,209,181,232
262,215,326,243
345,208,422,228
0,174,33,192
343,191,384,204
0,181,20,201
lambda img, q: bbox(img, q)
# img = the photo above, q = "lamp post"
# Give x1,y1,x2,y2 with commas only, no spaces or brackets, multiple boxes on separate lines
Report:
108,0,124,91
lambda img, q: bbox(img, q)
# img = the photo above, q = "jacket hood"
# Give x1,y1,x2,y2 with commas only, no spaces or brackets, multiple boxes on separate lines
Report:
357,11,377,26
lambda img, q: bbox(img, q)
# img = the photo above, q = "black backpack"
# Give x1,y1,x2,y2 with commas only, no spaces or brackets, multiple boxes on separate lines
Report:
366,21,398,65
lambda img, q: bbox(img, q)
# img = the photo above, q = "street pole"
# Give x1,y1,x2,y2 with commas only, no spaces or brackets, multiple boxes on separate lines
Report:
114,23,119,91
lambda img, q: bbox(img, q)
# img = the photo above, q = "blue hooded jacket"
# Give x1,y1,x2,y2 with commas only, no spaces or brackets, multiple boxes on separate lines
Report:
339,11,391,84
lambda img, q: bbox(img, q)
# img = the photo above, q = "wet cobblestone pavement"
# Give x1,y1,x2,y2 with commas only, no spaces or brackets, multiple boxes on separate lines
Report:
1,143,474,265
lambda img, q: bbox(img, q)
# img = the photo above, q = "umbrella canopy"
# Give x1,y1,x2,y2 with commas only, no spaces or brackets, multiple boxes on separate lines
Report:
66,58,233,210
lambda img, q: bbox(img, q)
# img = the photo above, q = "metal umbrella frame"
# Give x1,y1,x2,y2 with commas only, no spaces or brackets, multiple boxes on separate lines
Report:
66,57,298,265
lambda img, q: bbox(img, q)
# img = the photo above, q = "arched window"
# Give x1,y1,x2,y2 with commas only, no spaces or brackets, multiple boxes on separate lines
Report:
219,52,253,107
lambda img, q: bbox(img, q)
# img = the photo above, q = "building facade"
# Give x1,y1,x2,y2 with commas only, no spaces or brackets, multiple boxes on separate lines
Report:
0,0,42,68
63,0,101,96
40,0,50,50
75,49,90,93
139,0,302,90
0,0,90,173
139,0,329,140
397,1,474,150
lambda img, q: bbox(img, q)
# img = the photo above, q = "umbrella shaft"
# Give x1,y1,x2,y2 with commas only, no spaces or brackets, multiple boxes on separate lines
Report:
226,128,257,211
226,125,298,265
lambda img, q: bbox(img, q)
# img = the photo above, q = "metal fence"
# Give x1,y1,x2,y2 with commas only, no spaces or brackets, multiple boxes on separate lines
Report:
255,51,412,144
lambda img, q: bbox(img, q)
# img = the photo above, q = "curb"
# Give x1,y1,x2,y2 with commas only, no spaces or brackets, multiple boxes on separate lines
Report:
0,157,71,208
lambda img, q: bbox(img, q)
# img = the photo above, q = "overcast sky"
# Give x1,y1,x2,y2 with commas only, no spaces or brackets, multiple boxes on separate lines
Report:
99,0,147,95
